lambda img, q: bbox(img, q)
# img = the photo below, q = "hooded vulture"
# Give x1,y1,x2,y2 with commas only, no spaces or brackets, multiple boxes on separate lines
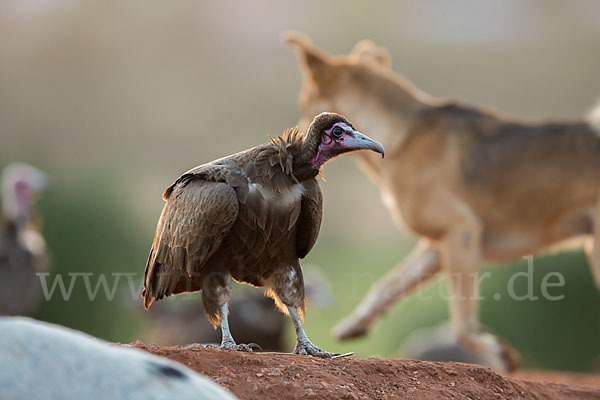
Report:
0,163,49,316
142,112,384,357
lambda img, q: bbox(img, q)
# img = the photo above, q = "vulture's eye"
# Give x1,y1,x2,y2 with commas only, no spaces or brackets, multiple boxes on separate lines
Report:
331,126,344,138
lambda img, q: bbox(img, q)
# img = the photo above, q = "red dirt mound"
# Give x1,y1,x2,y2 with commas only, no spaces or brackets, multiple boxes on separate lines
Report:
131,342,600,400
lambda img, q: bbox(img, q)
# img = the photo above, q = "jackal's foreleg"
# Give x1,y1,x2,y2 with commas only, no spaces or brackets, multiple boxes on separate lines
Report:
333,241,441,340
443,213,518,371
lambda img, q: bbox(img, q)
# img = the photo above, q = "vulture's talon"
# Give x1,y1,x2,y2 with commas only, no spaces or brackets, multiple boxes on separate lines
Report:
221,342,256,352
248,343,262,351
294,347,308,356
293,343,339,358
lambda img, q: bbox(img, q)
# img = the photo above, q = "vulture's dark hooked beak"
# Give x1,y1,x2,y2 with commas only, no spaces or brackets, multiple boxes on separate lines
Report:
346,130,385,158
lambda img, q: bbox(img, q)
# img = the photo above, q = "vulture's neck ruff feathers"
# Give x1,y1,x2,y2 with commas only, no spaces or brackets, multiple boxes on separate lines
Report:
267,126,311,183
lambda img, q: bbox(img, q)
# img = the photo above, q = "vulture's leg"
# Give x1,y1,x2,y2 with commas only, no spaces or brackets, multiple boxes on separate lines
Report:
203,272,260,352
218,303,236,348
219,301,262,352
218,302,261,352
287,306,339,358
268,263,340,358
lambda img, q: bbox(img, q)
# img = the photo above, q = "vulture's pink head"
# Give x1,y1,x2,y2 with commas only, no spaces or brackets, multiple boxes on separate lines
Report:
306,112,384,168
1,163,49,222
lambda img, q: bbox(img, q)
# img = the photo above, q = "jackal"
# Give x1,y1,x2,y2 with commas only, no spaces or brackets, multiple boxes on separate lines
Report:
285,32,600,371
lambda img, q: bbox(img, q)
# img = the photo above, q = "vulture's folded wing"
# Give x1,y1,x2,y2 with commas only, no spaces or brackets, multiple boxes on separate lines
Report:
143,179,239,308
295,178,323,259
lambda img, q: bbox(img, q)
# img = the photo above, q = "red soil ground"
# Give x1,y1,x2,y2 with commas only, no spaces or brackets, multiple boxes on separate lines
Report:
132,342,600,400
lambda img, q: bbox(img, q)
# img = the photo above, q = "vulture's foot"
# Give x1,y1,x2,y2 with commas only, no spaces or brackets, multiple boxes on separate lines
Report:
220,341,262,352
293,341,340,358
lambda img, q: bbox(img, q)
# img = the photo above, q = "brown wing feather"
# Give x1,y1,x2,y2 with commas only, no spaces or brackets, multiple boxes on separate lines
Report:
295,178,323,259
142,179,239,308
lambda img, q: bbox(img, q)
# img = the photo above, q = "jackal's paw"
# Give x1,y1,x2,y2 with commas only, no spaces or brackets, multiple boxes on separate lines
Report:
220,342,262,352
462,332,520,372
293,341,340,358
332,316,368,341
497,337,520,372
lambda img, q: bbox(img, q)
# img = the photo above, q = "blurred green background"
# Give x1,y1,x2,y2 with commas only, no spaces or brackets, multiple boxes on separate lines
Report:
2,0,600,372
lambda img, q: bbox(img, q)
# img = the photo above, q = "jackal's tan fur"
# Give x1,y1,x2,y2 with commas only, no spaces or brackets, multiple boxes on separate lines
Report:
285,31,600,371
